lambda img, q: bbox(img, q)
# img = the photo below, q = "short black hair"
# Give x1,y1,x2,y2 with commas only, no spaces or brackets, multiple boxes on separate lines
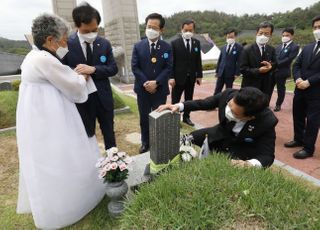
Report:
145,13,165,29
225,28,237,36
256,21,274,34
72,2,101,28
181,19,195,29
282,28,294,35
233,87,268,117
312,15,320,27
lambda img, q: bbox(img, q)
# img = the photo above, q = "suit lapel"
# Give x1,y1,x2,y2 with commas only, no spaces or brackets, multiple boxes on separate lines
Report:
71,34,86,63
253,43,262,62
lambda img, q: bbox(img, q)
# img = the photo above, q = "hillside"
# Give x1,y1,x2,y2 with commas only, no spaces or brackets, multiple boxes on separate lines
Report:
140,2,320,47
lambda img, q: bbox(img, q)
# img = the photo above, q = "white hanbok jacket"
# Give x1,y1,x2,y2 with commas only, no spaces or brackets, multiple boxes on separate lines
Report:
16,48,105,229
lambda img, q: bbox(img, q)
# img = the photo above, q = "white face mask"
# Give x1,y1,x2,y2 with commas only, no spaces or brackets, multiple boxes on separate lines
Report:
145,28,160,40
313,29,320,40
182,31,193,40
79,32,98,44
225,104,241,123
256,35,269,45
281,36,291,43
226,38,235,45
55,44,69,59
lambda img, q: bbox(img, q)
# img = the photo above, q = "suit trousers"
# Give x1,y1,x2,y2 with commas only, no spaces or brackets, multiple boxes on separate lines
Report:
214,74,234,95
293,91,320,153
77,92,116,150
171,76,195,119
137,92,167,146
275,73,288,106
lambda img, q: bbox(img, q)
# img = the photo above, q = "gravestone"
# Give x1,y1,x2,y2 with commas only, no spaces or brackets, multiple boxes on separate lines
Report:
147,110,180,174
0,82,12,91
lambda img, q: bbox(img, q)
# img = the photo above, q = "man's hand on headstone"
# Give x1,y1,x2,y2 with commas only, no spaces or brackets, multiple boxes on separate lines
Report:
156,104,179,113
74,64,96,75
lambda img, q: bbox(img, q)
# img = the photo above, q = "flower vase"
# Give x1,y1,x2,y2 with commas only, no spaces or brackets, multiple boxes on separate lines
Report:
105,180,128,217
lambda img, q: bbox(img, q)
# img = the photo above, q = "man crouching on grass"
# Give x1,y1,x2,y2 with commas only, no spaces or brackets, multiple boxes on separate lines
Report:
157,87,278,168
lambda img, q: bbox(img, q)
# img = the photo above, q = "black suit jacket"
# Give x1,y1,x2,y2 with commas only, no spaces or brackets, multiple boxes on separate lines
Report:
275,42,299,78
171,36,203,85
240,43,277,89
293,42,320,97
183,89,278,167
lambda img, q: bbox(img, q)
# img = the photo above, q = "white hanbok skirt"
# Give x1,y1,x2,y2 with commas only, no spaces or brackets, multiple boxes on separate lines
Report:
16,82,105,229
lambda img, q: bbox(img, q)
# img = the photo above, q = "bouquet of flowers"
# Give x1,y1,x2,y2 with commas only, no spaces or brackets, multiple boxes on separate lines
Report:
179,134,197,162
95,147,132,183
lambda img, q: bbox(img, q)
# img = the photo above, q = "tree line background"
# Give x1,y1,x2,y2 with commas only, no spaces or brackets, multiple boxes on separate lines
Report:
1,1,320,55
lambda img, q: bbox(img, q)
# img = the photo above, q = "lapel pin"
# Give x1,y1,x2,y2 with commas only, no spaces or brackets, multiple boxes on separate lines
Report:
248,125,255,132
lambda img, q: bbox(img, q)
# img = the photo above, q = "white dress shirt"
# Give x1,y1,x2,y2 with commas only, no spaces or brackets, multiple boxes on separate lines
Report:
182,37,192,52
148,39,159,53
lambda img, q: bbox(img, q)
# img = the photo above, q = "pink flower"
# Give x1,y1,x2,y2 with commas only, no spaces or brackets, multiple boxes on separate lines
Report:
119,163,127,171
104,163,111,171
98,169,107,179
110,162,118,170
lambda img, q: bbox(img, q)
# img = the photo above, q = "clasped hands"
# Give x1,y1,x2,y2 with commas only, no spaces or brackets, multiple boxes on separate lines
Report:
143,80,158,94
74,64,96,81
259,61,272,74
295,78,310,90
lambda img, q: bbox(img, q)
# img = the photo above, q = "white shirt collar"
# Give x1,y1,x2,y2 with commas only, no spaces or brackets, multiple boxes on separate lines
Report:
148,39,159,47
283,40,293,47
77,31,86,44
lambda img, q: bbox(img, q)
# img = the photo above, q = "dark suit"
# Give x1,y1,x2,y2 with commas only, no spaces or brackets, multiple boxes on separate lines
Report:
184,89,278,167
63,33,118,149
274,42,299,106
240,43,277,102
214,42,243,95
132,38,173,146
171,36,202,119
292,42,320,154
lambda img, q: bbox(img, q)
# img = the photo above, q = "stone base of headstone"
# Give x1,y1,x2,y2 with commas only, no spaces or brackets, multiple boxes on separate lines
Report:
126,152,151,188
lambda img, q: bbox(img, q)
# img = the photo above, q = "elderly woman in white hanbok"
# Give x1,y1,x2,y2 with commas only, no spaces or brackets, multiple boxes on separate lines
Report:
16,14,105,229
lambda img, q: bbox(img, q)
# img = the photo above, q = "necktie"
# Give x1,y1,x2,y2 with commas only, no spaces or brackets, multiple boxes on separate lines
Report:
261,46,266,60
227,44,232,54
313,41,320,56
85,42,93,65
186,39,190,53
151,42,156,57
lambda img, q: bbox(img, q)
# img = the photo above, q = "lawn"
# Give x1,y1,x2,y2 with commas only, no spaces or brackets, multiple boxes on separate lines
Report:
1,88,319,229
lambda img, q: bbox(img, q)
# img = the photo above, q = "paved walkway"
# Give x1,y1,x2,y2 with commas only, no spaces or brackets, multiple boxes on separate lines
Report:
115,79,320,180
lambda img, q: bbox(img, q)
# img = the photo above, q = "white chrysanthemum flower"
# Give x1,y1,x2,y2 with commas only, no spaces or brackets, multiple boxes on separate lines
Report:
181,153,192,162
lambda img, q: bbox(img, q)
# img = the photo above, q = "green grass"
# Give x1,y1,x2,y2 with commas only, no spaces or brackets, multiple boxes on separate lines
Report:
0,91,18,129
121,154,320,229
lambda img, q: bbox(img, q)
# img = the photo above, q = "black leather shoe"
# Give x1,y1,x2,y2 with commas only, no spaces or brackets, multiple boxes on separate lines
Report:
284,140,303,148
183,118,194,126
293,149,313,159
274,105,281,112
139,145,149,154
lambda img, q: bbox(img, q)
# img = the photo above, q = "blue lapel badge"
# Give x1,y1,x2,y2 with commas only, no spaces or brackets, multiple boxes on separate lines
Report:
163,52,169,59
232,50,237,55
100,55,107,63
244,137,254,143
194,47,199,52
284,49,288,53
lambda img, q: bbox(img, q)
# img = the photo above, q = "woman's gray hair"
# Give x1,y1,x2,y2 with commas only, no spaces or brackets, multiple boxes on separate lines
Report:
32,13,71,49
